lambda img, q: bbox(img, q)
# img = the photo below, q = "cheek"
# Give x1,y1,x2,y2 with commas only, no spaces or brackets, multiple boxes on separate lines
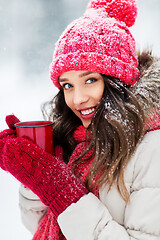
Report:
64,94,73,110
95,83,104,102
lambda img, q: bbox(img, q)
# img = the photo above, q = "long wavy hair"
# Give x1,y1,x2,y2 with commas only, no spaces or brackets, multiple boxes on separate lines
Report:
42,50,158,202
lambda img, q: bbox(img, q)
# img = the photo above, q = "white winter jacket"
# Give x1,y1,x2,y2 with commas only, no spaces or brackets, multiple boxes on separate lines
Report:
19,129,160,239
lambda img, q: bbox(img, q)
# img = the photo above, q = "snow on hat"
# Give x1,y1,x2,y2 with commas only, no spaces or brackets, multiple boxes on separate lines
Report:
50,0,139,89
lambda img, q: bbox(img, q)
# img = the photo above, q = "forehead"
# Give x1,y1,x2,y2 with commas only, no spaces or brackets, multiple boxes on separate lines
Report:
60,70,91,79
59,70,101,80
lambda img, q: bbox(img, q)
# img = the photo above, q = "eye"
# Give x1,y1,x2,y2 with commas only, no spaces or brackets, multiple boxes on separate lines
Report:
86,78,97,84
62,83,73,90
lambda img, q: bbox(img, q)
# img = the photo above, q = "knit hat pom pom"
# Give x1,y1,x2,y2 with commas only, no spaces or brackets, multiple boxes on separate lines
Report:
87,0,138,27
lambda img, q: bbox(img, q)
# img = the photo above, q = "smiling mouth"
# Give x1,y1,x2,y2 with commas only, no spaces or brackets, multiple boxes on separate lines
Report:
80,107,95,115
78,107,96,120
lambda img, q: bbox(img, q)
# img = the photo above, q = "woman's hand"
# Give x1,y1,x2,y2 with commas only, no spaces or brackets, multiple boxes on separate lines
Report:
2,134,88,219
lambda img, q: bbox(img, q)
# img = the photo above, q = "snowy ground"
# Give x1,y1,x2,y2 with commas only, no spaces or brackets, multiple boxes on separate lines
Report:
0,0,160,239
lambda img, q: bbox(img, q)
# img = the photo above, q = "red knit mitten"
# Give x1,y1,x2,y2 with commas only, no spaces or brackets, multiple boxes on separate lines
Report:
0,114,20,170
2,137,88,219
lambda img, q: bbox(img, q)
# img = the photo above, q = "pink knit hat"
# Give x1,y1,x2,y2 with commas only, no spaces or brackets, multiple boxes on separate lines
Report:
50,0,139,89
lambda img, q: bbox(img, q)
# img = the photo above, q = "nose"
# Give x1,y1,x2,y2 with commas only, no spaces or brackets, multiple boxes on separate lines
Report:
73,87,89,106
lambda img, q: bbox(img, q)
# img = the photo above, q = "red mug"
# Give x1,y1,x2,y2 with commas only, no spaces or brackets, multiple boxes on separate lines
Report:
14,121,54,155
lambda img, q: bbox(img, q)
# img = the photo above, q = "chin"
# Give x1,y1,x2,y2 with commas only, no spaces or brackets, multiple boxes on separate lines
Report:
82,121,91,128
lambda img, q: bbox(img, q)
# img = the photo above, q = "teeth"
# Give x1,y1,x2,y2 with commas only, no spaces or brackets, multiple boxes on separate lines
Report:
81,108,95,115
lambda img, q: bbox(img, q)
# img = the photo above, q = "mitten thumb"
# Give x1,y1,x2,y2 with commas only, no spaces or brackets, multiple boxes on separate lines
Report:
0,129,16,170
6,114,20,130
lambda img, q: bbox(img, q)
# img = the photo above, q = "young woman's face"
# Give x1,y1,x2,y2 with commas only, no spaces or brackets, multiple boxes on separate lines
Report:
59,70,105,128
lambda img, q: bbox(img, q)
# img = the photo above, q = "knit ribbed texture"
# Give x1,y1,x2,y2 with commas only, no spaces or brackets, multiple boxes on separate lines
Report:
33,210,65,240
50,0,139,89
33,125,97,240
3,137,88,219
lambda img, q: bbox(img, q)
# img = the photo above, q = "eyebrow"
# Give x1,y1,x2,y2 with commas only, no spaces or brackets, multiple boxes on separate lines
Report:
79,71,93,77
59,71,93,83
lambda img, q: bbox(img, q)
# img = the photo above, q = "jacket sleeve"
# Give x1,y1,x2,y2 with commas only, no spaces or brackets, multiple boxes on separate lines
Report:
19,184,48,235
57,130,160,240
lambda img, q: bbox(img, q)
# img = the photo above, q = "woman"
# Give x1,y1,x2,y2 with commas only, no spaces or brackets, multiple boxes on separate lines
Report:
0,0,160,239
